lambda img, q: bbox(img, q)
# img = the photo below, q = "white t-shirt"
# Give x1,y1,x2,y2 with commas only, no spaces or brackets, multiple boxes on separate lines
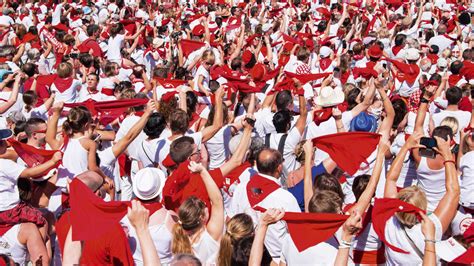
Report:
137,138,161,168
0,159,25,211
384,214,442,266
0,91,24,116
116,115,147,161
281,229,342,265
431,109,471,143
266,128,302,173
254,107,276,137
50,79,82,103
21,104,48,121
460,151,474,207
106,34,125,62
192,65,210,93
0,224,27,265
155,132,203,170
428,35,454,55
205,125,233,169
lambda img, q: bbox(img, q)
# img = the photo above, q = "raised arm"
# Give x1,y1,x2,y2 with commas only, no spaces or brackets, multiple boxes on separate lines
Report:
350,140,388,213
220,117,253,176
200,86,224,142
303,141,314,212
351,78,376,117
127,200,162,266
188,161,224,242
294,81,307,135
249,208,284,266
20,152,62,178
0,73,21,114
112,101,155,157
384,132,424,198
376,84,395,141
432,135,460,233
46,102,64,150
412,86,434,164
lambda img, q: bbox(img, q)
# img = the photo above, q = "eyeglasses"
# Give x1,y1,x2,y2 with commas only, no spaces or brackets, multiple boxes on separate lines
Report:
189,150,201,159
33,129,47,134
204,62,214,66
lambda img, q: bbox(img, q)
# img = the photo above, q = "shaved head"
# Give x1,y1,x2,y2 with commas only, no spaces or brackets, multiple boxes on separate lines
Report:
76,171,103,192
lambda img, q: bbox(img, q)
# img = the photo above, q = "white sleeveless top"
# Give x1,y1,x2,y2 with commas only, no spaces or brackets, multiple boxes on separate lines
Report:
57,137,88,188
192,230,219,265
416,157,445,212
121,211,173,265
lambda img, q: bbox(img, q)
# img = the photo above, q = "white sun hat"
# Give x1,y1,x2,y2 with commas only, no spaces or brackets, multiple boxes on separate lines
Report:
315,86,345,107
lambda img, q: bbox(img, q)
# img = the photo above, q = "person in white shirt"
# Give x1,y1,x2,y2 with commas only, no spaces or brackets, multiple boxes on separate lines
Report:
136,113,167,168
431,86,471,142
21,90,54,121
49,62,82,103
79,73,114,102
106,23,145,64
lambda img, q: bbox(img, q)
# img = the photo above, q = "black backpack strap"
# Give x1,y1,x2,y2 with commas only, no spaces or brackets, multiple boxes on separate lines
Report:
278,134,288,155
265,133,271,148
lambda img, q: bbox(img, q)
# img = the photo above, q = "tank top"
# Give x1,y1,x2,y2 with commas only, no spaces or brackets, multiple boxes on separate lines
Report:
192,230,219,265
57,137,88,188
122,211,173,265
416,157,445,212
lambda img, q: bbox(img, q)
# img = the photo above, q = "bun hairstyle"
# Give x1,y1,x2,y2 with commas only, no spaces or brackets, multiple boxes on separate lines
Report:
217,213,254,266
171,196,207,255
62,107,93,136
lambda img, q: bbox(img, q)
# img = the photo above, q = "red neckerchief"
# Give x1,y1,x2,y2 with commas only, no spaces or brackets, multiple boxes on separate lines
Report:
132,78,143,84
353,54,364,61
87,88,99,95
223,162,252,194
392,45,404,56
246,174,280,208
426,54,439,64
448,74,462,87
319,58,332,71
53,77,74,93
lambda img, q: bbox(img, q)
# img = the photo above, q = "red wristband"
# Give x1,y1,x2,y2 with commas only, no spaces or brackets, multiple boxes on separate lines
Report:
443,160,455,166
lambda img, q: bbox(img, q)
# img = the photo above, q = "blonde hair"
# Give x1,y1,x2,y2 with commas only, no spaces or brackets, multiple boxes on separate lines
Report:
57,62,73,78
171,197,206,255
201,50,215,64
217,214,254,266
440,117,459,136
395,186,427,228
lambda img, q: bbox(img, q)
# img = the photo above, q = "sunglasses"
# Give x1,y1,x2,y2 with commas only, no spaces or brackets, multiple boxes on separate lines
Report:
33,129,47,134
204,61,214,66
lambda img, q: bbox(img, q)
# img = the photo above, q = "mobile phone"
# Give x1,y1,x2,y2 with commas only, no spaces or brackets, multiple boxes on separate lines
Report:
244,117,256,127
418,31,423,38
419,137,437,158
420,137,437,149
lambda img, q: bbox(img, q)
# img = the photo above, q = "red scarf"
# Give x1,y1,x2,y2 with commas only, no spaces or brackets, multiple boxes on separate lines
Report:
69,178,163,241
385,58,420,84
371,198,424,254
312,132,381,175
53,77,73,93
426,54,439,65
162,160,224,212
223,162,252,194
7,139,61,176
255,206,348,252
391,45,404,56
246,174,280,208
179,39,206,57
313,108,333,126
154,78,187,89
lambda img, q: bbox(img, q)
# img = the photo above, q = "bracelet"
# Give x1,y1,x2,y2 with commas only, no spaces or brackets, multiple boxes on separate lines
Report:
338,239,353,249
443,160,455,166
424,239,437,243
337,126,344,130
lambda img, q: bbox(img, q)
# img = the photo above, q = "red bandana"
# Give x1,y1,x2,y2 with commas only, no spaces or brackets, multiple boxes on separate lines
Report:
246,174,280,208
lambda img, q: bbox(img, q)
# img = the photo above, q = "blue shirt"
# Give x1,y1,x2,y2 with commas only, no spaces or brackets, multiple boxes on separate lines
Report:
287,163,327,211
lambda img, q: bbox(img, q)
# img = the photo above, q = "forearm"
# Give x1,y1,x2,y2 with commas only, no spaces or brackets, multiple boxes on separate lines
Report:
22,159,58,178
303,155,313,212
249,224,268,266
136,228,161,266
335,118,345,132
422,242,436,266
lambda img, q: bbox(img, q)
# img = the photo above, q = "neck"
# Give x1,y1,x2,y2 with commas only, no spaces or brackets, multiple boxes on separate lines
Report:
27,139,41,148
446,105,459,111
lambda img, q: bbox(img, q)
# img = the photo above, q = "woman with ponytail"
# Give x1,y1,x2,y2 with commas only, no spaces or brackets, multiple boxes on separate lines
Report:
171,161,224,265
46,102,114,213
217,214,253,266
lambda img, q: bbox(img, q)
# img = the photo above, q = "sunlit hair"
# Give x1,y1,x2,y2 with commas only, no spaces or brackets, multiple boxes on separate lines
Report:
395,186,427,228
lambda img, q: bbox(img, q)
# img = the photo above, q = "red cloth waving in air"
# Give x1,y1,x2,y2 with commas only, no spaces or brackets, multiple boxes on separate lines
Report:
7,139,61,176
312,132,381,175
179,39,206,57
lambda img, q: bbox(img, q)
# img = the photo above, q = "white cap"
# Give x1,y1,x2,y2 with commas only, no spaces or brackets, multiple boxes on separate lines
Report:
132,168,166,201
405,48,420,61
437,57,448,68
320,46,332,58
436,237,467,262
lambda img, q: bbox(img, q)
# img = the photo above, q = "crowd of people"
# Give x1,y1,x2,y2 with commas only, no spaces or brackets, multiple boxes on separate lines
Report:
0,0,473,265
